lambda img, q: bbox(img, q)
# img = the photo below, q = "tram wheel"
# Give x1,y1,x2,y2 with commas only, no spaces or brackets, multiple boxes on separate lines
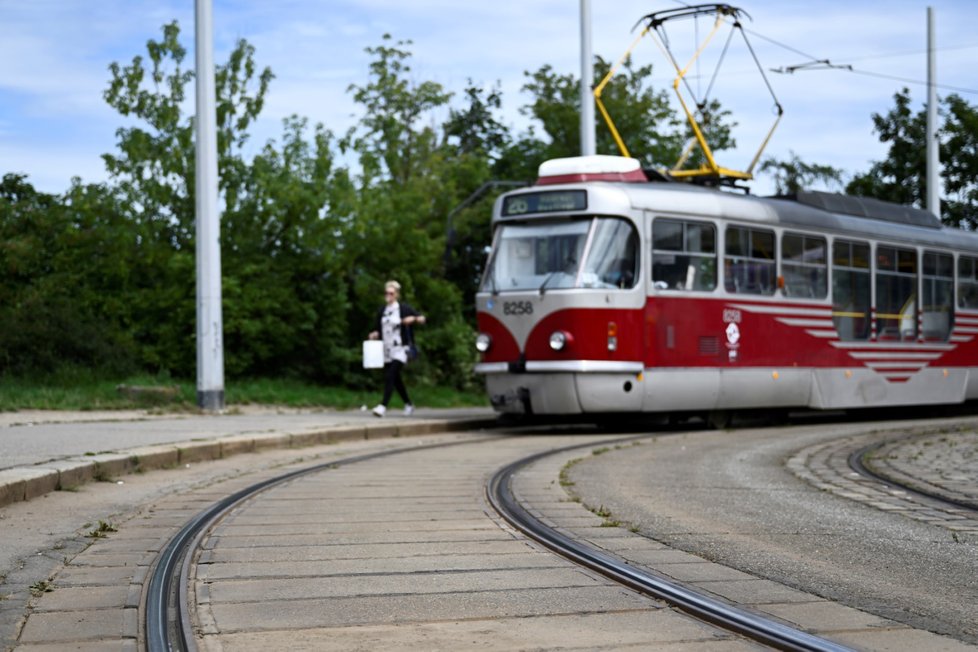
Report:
707,410,732,430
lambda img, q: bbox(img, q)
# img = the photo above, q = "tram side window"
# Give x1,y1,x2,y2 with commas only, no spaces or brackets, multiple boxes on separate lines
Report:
724,226,775,295
922,251,954,341
832,240,871,341
782,232,827,299
651,218,716,291
876,245,917,341
958,256,978,309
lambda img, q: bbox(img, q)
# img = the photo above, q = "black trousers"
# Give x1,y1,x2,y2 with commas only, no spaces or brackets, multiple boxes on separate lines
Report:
382,360,411,406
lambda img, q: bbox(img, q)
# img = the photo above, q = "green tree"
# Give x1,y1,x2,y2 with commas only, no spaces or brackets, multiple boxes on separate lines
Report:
759,150,844,195
0,175,136,375
345,34,453,187
101,21,353,379
344,35,478,387
938,94,978,228
223,116,353,380
516,57,685,170
847,88,978,228
441,81,520,316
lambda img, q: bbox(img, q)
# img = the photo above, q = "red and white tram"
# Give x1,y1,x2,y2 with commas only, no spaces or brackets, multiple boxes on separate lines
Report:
474,155,978,419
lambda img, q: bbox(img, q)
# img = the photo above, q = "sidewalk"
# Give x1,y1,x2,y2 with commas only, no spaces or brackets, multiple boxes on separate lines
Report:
0,405,497,508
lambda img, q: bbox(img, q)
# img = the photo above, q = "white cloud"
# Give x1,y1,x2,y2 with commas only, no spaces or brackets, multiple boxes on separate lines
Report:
0,0,974,193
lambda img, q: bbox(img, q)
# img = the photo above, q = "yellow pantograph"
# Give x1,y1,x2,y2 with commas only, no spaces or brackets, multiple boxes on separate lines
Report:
594,4,783,183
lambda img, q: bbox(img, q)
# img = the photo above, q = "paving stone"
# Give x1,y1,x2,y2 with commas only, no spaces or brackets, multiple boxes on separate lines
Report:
30,585,131,612
201,610,752,652
17,608,137,643
205,585,657,632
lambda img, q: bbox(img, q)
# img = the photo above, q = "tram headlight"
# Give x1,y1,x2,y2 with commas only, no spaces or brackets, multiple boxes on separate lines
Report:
475,333,492,353
549,331,571,351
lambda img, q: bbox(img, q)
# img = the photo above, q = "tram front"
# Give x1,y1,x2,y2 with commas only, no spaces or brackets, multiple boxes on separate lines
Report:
474,157,649,416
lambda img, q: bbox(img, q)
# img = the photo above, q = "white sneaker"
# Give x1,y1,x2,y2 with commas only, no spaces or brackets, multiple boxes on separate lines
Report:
403,404,414,416
372,404,386,417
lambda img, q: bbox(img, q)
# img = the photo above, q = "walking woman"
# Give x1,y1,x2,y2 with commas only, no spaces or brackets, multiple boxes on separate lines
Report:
368,280,426,417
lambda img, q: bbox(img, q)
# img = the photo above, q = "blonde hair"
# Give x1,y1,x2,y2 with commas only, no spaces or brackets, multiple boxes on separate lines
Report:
384,280,401,296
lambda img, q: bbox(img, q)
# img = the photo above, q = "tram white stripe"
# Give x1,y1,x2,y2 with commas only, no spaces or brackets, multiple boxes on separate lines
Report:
830,341,953,352
950,335,974,343
777,318,835,328
865,361,928,370
952,327,978,334
525,360,644,373
730,303,832,318
805,330,838,338
847,351,943,361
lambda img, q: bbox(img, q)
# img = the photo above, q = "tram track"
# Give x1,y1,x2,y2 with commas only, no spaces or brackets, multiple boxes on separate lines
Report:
144,436,497,652
486,437,852,652
850,439,978,515
144,435,776,652
143,426,870,652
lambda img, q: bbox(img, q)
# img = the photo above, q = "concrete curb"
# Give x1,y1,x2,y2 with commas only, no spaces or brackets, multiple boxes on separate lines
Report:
0,417,497,509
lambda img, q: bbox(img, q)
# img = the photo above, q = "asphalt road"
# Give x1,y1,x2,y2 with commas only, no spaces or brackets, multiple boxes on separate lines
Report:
568,419,978,644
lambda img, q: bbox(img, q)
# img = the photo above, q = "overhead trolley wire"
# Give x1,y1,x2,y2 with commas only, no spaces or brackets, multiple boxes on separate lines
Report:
732,19,978,96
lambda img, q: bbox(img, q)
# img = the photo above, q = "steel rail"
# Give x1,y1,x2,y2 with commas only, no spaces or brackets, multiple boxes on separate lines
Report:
486,439,853,652
144,435,499,652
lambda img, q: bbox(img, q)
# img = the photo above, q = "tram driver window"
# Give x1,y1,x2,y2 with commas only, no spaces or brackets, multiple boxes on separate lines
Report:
580,218,639,289
724,226,775,295
651,218,716,291
876,245,917,342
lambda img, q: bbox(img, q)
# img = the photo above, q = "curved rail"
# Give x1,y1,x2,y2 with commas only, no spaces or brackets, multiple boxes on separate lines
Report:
486,440,853,652
145,436,495,652
849,442,978,513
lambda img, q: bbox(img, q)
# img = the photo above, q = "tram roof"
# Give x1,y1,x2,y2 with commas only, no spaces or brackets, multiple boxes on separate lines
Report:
495,156,978,252
497,177,978,252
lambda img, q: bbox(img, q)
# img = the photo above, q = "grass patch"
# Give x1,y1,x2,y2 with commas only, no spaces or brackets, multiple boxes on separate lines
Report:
559,457,583,488
0,370,488,412
86,520,117,539
29,580,53,596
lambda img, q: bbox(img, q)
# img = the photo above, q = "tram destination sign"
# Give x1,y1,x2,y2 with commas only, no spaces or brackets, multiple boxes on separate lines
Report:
502,190,587,216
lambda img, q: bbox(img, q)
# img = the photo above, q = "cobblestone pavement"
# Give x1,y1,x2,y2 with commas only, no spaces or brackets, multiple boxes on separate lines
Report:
787,420,978,537
866,428,978,508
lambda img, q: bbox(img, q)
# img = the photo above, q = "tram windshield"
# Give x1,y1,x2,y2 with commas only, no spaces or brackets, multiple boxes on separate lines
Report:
482,218,638,293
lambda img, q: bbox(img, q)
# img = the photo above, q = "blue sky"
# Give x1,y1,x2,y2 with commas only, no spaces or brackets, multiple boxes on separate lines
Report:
1,0,975,196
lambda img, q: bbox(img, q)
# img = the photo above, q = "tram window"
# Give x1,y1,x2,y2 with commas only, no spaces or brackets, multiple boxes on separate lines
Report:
580,218,639,289
876,245,917,341
958,256,978,308
832,240,871,341
922,251,953,341
481,218,639,293
724,226,775,295
651,218,716,291
782,233,827,299
482,220,589,292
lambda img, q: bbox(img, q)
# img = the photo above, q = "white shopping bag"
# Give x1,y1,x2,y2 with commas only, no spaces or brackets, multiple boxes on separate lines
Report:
362,340,384,369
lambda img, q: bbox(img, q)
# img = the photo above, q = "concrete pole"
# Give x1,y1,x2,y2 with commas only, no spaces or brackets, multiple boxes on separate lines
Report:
926,6,940,219
580,0,596,156
195,0,225,411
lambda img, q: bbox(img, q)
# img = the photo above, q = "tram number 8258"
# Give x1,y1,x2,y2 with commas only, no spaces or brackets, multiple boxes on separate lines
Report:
503,301,534,316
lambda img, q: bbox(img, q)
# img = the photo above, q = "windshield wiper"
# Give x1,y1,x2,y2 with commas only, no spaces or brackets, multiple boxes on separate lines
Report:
539,271,558,296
